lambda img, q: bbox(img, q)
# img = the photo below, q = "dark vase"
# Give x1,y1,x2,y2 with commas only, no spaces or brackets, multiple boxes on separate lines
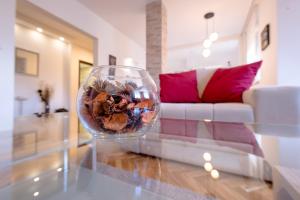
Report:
45,103,50,114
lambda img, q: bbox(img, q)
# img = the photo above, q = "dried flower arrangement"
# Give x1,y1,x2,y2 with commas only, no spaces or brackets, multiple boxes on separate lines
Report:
36,84,53,116
79,79,157,134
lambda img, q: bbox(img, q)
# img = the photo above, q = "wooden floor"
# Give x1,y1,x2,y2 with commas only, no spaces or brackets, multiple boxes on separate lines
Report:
97,151,273,200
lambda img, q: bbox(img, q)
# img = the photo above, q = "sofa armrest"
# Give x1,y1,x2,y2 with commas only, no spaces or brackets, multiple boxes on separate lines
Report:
243,86,300,124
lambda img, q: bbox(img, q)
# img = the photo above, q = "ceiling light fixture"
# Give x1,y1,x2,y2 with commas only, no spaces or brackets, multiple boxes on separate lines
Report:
36,27,43,33
202,12,218,58
203,39,212,48
33,177,40,182
57,167,63,172
202,49,211,58
209,32,219,42
59,37,65,42
33,192,39,197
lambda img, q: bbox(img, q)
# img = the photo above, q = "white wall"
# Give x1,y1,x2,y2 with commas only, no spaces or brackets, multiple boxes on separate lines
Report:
0,0,16,131
14,24,96,119
0,0,145,130
29,0,145,68
277,0,300,85
242,0,278,85
14,24,70,116
167,39,240,72
243,0,300,86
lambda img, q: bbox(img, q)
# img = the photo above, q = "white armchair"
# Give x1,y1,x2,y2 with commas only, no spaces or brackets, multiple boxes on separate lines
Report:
243,86,300,125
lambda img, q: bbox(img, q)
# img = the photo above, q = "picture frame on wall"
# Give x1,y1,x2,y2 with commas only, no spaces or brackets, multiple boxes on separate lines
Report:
15,47,39,76
261,24,270,51
108,54,117,78
109,54,117,65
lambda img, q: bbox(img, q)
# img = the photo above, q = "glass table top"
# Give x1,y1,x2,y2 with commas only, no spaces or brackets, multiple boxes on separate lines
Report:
1,113,300,199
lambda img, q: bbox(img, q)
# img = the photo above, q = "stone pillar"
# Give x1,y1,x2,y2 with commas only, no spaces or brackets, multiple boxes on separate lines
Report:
146,0,167,85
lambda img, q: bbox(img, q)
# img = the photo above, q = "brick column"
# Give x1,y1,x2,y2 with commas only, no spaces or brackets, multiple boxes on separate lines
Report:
146,0,167,86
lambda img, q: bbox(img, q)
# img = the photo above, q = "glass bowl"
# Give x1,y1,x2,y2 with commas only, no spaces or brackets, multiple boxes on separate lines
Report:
77,65,160,139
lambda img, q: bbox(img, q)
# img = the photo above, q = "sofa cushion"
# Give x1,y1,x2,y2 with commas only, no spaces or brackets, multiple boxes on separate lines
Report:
185,103,213,120
213,103,254,123
160,103,213,120
160,103,186,119
159,70,201,103
201,61,262,103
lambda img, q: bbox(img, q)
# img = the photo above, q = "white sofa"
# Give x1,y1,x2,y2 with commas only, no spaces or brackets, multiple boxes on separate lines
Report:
160,68,300,125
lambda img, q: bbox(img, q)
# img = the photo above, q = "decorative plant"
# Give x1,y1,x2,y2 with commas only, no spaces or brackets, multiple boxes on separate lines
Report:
37,83,53,115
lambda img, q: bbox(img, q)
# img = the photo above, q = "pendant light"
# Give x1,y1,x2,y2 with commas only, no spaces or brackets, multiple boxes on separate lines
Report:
202,49,211,58
209,15,218,42
203,39,212,48
202,12,218,58
210,32,218,42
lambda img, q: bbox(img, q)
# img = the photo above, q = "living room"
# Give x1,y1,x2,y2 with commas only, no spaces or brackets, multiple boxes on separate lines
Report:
0,0,299,199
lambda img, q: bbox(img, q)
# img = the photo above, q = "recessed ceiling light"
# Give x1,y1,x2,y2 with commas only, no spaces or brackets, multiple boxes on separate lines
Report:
59,37,65,41
33,192,39,197
36,27,43,33
33,177,40,182
57,167,62,172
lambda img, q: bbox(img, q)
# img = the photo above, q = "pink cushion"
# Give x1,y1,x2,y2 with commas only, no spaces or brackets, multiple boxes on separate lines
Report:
202,61,262,103
159,70,200,103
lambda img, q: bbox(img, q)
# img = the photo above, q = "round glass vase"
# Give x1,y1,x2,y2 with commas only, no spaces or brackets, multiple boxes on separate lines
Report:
77,65,160,139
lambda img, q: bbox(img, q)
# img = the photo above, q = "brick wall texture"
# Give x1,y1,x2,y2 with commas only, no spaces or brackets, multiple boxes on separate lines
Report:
146,0,167,85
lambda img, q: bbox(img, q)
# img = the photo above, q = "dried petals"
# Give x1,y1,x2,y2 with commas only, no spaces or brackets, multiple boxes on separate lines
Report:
127,103,135,110
94,92,109,103
135,99,154,109
92,92,110,117
141,111,156,123
79,79,157,134
103,113,128,131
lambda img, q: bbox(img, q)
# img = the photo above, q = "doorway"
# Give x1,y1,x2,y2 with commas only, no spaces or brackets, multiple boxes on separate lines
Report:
78,60,93,142
15,0,97,142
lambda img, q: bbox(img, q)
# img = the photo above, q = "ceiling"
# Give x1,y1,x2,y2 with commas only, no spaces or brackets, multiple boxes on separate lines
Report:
78,0,253,48
17,0,95,51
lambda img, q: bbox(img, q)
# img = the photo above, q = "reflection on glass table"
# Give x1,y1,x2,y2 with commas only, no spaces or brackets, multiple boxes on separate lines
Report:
0,113,91,168
1,114,300,200
0,164,176,200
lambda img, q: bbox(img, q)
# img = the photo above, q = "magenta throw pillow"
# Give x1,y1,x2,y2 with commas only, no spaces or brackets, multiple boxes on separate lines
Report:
202,61,262,103
159,70,201,103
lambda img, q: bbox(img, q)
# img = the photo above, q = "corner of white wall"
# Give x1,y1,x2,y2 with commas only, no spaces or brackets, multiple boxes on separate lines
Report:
0,0,16,131
241,0,278,85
